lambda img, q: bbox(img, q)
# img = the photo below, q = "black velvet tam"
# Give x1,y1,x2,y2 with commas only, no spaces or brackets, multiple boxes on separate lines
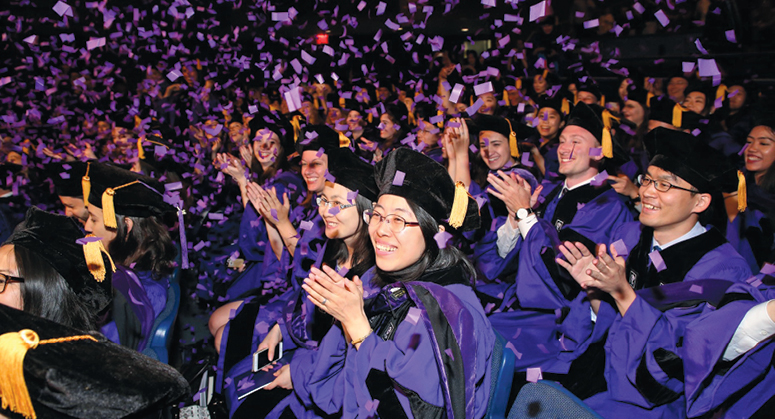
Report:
645,127,736,193
326,148,379,202
649,96,702,131
86,163,174,219
535,95,570,118
577,80,603,101
0,304,189,419
565,102,605,143
374,148,480,231
45,161,89,198
470,114,517,142
623,83,652,107
6,207,113,315
295,123,342,155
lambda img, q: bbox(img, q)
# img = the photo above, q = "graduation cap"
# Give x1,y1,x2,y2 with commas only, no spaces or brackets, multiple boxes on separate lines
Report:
295,123,343,155
648,96,702,130
469,114,522,158
86,164,173,229
44,162,88,198
645,127,747,211
565,102,625,163
577,80,604,106
6,207,115,314
374,148,480,231
623,83,654,108
535,95,571,117
326,148,379,202
0,304,189,419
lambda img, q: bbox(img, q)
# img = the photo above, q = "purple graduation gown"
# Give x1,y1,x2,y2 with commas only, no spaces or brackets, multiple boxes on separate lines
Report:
551,222,751,419
294,265,495,419
683,274,775,418
226,170,306,299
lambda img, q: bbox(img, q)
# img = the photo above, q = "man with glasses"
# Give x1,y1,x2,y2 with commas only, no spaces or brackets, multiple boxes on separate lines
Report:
546,127,752,418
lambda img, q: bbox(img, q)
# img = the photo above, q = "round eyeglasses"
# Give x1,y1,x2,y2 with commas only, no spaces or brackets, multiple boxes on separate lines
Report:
637,174,699,194
316,196,356,210
364,210,421,233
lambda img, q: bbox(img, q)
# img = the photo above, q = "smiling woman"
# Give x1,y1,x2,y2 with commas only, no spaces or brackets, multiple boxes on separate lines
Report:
298,148,495,419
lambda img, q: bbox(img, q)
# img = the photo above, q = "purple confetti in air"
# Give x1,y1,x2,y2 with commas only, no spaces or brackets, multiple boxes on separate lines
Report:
590,170,609,186
270,209,278,220
529,1,547,22
60,172,70,179
589,147,603,157
738,143,750,156
526,367,543,383
584,19,599,29
316,147,325,158
697,58,721,77
633,2,645,13
469,144,478,153
682,61,696,73
521,152,534,167
689,284,703,294
444,348,455,360
569,144,576,159
725,30,737,43
466,98,484,116
654,10,669,27
365,399,380,413
649,250,667,272
611,239,629,257
300,220,314,231
53,1,73,17
761,263,775,275
392,170,406,186
474,82,493,96
208,213,224,220
575,11,585,18
337,266,349,277
325,171,336,183
347,190,359,201
75,236,103,245
695,39,709,55
506,341,522,359
577,202,586,210
405,307,421,325
328,206,340,215
434,231,453,249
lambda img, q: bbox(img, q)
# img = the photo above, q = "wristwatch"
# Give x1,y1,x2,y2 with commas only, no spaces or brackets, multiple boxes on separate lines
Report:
515,207,534,221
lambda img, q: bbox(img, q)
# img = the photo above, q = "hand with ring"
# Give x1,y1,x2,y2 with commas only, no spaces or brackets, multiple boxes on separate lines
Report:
302,265,371,344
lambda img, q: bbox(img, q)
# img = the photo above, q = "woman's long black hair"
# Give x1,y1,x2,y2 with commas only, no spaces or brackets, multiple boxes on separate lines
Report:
109,214,177,280
371,199,475,288
15,245,97,331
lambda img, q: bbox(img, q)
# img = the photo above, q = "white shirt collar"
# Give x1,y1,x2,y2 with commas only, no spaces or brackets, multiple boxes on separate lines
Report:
563,173,598,192
652,222,707,251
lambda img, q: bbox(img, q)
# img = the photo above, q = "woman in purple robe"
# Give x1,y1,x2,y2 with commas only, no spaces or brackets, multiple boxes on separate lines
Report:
83,163,178,352
299,148,494,418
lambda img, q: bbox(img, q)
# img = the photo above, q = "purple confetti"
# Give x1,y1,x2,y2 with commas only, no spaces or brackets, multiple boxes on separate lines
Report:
697,58,721,77
75,236,103,245
689,284,703,294
405,307,421,325
444,348,454,360
529,1,547,22
300,220,314,231
738,143,749,156
725,30,737,43
654,10,669,27
474,82,493,96
466,98,484,116
761,263,775,275
611,239,629,257
521,152,534,167
590,170,609,186
392,170,406,186
526,367,543,383
434,231,453,248
365,399,380,413
588,147,603,157
649,250,667,272
584,19,600,29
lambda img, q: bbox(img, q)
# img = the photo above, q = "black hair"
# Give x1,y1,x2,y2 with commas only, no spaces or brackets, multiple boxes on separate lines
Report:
109,215,177,280
15,246,96,331
322,194,375,279
372,199,475,288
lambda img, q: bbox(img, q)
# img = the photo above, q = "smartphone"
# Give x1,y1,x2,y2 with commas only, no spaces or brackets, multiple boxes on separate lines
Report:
252,342,282,373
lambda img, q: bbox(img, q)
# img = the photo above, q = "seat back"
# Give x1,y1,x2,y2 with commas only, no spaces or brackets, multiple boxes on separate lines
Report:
508,380,603,419
485,329,516,419
142,269,181,364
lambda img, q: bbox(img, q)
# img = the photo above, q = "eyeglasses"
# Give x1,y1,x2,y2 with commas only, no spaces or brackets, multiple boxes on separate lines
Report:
637,175,699,194
364,210,421,233
0,273,24,293
316,196,356,210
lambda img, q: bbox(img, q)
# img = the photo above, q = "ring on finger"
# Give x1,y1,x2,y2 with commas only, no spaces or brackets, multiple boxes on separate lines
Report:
321,298,328,305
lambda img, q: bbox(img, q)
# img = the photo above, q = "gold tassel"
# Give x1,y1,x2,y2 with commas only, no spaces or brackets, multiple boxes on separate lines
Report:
137,136,145,160
573,91,578,105
338,132,351,148
672,103,687,128
448,182,469,229
81,162,91,207
196,59,201,70
542,69,548,80
0,330,39,419
646,92,654,108
0,330,97,419
503,89,510,107
82,234,116,282
290,115,302,143
101,180,139,229
602,127,613,158
716,84,728,102
737,171,747,212
339,97,346,109
436,110,444,128
515,78,522,90
506,119,519,158
599,94,605,107
561,98,570,115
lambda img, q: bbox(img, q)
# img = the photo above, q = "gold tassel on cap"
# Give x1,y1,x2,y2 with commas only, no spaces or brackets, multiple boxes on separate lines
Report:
737,170,747,212
448,182,469,229
600,110,619,159
0,330,97,419
561,98,570,115
506,119,519,158
672,103,688,128
137,136,145,160
646,92,654,108
82,234,116,282
516,78,522,90
81,162,91,207
503,89,510,107
338,132,351,148
290,115,303,143
101,180,140,229
599,95,605,107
